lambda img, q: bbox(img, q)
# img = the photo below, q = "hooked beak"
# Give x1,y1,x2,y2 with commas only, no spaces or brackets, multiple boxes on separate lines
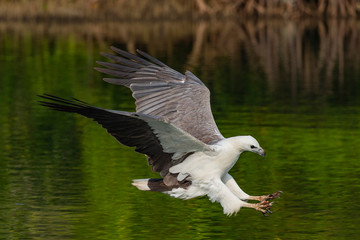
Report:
257,148,266,158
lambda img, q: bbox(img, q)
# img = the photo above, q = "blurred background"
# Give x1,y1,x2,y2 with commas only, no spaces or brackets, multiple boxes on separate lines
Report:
1,1,360,239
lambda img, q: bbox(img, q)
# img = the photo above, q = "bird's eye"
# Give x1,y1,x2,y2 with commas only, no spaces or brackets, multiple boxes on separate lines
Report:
250,145,256,149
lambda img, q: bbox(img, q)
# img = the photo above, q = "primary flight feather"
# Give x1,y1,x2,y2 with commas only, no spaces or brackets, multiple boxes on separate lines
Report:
39,47,281,216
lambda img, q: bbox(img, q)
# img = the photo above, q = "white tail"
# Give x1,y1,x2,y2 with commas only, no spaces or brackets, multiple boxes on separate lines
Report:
132,179,150,191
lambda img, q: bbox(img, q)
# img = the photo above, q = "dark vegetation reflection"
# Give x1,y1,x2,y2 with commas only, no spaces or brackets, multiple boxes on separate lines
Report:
0,19,359,239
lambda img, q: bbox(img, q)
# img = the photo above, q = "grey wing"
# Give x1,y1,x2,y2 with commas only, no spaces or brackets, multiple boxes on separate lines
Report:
38,94,213,183
95,47,224,144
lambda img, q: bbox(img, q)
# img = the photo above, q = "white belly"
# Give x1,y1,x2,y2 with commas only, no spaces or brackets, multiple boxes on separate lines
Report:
170,140,240,180
167,139,242,199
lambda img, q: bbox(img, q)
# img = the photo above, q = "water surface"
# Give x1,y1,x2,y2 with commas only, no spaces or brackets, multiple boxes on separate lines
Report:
0,19,359,239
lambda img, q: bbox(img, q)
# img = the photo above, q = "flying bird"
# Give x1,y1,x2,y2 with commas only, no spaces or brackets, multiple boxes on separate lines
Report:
39,47,281,216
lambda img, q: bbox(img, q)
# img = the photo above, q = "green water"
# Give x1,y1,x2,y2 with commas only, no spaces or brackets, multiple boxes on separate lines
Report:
0,20,360,239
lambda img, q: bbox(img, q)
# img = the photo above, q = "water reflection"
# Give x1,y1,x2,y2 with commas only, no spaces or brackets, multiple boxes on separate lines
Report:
1,19,359,104
0,19,360,239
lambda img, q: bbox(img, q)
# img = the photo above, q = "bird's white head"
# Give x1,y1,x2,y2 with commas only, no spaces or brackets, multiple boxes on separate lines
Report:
231,135,265,157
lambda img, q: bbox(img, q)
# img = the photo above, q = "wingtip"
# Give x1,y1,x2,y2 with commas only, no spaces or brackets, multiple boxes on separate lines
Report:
136,49,147,56
37,93,54,99
110,46,123,54
100,52,108,57
94,66,104,72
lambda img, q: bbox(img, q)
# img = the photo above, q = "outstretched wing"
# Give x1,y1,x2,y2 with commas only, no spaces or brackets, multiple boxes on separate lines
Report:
95,47,224,144
38,94,213,184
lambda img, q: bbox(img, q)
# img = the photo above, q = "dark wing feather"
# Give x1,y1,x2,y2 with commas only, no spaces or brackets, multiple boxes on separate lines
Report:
95,47,224,144
38,94,194,179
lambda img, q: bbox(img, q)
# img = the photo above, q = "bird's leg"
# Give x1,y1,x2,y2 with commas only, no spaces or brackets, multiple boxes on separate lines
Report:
221,174,281,215
222,174,282,202
247,191,282,202
222,173,250,200
211,179,251,216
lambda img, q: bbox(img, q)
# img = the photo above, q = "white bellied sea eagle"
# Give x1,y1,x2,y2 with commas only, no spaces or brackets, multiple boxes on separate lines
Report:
38,47,281,216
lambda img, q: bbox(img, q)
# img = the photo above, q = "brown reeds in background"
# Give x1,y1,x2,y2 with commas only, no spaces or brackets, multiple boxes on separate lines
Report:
1,18,359,100
0,0,359,21
0,0,359,102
